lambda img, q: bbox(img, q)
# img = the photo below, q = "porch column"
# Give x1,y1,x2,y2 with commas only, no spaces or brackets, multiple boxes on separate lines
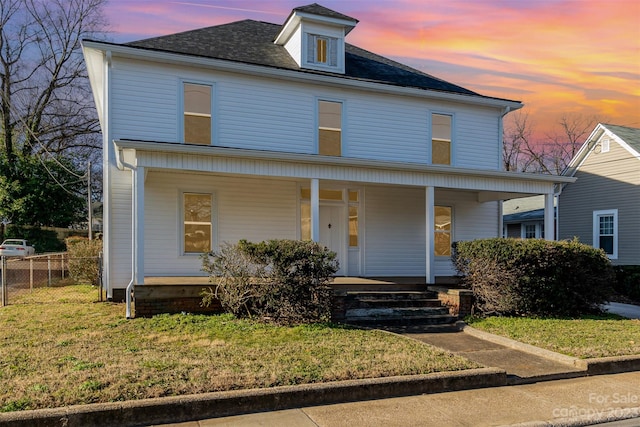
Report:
544,192,554,241
134,166,145,284
425,186,435,284
310,178,320,242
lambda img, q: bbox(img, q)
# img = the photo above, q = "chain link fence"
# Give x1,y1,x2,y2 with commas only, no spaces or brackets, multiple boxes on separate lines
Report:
0,253,103,305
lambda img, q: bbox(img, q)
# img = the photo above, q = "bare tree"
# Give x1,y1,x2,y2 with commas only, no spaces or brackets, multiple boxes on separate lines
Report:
503,112,601,175
0,0,107,163
503,111,549,173
543,114,600,174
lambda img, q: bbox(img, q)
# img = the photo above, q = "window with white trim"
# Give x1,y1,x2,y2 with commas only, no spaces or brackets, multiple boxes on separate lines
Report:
183,193,212,254
524,224,537,239
318,100,342,156
601,137,610,153
432,113,452,165
593,209,617,258
183,83,211,145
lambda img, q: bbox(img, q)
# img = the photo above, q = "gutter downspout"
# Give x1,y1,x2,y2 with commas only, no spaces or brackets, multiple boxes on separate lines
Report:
104,50,112,299
117,148,138,319
125,169,135,319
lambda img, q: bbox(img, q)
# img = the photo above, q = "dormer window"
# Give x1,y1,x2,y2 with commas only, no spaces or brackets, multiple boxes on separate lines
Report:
308,34,338,67
274,4,357,75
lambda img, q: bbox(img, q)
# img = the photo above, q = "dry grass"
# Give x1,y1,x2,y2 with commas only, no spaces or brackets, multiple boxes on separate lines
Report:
466,315,640,359
0,286,478,412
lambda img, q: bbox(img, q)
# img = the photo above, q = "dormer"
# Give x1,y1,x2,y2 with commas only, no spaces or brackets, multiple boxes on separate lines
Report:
274,3,358,74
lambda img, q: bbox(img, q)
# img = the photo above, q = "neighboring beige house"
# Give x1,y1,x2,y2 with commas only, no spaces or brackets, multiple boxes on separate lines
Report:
559,123,640,265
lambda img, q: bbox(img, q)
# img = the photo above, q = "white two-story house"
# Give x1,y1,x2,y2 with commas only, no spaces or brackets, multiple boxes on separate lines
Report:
82,4,573,301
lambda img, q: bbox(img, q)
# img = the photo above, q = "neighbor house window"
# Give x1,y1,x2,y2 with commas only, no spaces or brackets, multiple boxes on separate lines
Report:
593,209,617,258
434,206,452,256
183,83,211,145
318,100,342,156
601,137,610,153
432,113,452,165
183,193,212,253
307,34,338,66
524,224,537,239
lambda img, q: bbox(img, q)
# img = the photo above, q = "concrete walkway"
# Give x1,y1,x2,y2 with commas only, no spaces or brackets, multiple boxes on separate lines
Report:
604,302,640,319
407,329,584,384
157,371,640,427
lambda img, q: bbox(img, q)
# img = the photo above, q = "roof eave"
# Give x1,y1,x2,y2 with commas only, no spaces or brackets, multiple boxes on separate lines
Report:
82,40,523,110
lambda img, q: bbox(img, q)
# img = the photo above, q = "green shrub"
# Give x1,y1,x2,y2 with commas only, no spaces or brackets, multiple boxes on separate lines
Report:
66,237,102,286
613,266,640,303
453,238,614,316
201,239,339,325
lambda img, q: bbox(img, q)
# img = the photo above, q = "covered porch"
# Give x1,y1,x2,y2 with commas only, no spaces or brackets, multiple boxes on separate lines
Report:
114,140,573,290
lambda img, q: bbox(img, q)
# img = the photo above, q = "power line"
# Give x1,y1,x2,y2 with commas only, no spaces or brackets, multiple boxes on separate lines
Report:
0,90,89,196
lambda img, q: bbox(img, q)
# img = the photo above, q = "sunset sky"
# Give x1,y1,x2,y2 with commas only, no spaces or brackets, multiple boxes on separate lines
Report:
105,0,639,141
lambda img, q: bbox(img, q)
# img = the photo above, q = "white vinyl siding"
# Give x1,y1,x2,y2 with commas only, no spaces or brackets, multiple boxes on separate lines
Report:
107,168,135,288
109,57,503,169
363,186,500,277
362,186,425,276
283,24,302,66
455,107,501,169
143,172,297,276
110,62,178,143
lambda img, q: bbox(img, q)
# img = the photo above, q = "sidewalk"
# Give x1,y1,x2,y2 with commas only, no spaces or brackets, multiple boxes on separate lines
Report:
157,371,640,426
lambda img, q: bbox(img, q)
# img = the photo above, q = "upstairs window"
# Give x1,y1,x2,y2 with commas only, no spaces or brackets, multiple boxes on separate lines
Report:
318,100,342,156
184,83,211,145
432,113,452,165
307,34,338,67
601,137,610,153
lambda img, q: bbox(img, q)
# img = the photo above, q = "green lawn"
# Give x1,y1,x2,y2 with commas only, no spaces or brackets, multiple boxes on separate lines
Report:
0,285,477,412
466,315,640,359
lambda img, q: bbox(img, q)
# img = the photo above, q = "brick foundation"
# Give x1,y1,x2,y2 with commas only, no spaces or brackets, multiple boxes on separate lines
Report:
133,285,222,317
427,286,473,318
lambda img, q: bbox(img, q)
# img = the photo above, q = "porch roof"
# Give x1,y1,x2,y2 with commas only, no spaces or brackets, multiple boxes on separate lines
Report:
115,139,575,201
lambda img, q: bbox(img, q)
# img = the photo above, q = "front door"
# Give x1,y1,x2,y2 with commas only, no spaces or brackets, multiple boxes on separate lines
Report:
319,205,345,275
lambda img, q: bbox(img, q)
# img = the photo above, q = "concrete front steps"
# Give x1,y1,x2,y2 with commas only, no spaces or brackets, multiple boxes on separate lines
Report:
343,291,462,332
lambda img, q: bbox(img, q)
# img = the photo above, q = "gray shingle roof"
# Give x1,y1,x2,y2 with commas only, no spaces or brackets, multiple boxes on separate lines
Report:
125,19,486,98
293,3,358,23
603,123,640,154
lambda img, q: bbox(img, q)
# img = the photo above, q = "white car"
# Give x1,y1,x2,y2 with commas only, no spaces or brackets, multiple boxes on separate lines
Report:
0,239,36,257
